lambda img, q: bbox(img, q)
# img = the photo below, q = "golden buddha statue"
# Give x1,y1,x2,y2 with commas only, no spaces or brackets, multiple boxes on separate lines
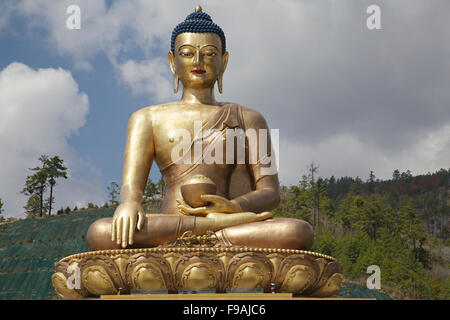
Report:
52,6,343,299
86,5,313,252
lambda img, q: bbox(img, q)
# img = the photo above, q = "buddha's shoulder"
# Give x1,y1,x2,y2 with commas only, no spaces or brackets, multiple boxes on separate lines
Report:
231,103,268,127
129,102,183,118
130,102,268,124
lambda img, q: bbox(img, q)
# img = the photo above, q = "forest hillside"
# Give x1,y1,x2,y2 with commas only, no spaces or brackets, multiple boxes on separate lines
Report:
273,167,449,299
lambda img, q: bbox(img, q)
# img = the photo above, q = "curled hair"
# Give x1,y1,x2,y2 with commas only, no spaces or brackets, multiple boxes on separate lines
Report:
171,10,226,54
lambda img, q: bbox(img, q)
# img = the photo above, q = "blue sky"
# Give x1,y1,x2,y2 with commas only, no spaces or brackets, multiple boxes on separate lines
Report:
1,5,159,184
1,0,449,218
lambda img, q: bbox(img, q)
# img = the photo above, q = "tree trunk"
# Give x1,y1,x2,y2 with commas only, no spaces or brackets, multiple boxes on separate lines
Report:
49,183,53,215
39,186,43,217
316,195,320,232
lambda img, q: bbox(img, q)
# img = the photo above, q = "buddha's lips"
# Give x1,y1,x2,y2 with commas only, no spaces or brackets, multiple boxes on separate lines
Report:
191,69,206,74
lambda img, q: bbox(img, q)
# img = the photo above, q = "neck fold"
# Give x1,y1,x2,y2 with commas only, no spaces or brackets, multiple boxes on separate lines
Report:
181,87,218,105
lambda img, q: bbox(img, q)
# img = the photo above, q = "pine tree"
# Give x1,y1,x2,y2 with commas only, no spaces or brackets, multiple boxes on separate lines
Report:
107,182,120,206
44,156,68,215
24,194,44,217
144,178,158,199
0,197,4,222
400,200,427,253
307,162,319,229
368,170,376,193
21,157,49,217
157,176,166,198
393,169,400,180
21,155,67,217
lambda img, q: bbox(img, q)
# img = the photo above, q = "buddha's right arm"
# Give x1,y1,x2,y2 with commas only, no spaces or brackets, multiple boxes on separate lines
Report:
120,109,155,203
112,109,154,248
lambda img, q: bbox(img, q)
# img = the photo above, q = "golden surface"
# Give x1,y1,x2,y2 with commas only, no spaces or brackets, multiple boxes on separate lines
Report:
51,272,84,300
86,6,313,251
55,6,345,300
180,174,217,208
60,247,337,263
52,247,343,299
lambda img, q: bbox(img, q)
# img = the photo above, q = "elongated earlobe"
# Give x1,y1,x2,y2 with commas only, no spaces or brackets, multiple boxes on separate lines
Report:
217,74,223,94
174,74,179,93
218,51,228,94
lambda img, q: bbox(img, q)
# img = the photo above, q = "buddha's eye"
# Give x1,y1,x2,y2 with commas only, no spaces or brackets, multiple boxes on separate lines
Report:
203,51,217,57
179,51,193,57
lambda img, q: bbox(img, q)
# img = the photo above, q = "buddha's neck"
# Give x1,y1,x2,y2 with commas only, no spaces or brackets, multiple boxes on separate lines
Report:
181,87,218,106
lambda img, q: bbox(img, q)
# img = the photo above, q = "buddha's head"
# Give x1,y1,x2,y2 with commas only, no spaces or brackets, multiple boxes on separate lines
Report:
168,5,229,94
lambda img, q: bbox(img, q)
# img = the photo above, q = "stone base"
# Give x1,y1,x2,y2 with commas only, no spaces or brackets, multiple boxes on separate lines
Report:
52,247,343,299
101,293,370,300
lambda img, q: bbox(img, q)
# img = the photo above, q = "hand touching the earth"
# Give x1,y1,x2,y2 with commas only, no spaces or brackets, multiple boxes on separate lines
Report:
111,201,145,248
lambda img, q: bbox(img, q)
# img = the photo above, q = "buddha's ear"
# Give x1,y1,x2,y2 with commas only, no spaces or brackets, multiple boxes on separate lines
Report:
168,51,176,75
168,51,179,93
221,51,229,73
218,52,229,94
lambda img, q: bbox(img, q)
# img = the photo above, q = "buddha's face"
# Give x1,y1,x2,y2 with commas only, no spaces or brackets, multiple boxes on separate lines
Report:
169,33,229,91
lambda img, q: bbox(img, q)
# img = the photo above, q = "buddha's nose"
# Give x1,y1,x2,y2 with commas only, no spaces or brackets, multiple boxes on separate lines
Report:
193,51,201,65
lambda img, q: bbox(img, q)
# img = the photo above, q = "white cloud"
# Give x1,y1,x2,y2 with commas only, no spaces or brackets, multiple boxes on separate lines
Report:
279,123,450,185
0,1,15,31
15,0,188,102
7,0,450,185
0,62,105,217
115,58,174,103
279,134,390,185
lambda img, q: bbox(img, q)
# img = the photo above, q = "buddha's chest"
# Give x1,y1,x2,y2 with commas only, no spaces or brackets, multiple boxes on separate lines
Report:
153,108,234,170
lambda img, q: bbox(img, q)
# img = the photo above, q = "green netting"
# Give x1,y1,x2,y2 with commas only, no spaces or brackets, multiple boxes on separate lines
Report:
0,209,115,299
336,282,393,300
0,271,56,299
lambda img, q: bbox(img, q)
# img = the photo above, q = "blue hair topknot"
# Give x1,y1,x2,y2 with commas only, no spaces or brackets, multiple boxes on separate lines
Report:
171,9,226,54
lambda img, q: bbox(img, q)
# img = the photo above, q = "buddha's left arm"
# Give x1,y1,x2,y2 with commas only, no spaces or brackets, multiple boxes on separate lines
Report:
231,109,280,213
